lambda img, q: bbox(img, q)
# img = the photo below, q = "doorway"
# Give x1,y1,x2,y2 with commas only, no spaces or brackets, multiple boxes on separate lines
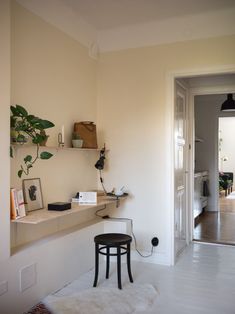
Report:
193,96,235,245
172,70,235,264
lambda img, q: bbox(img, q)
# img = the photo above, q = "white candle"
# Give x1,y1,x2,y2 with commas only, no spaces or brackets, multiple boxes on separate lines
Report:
61,125,64,143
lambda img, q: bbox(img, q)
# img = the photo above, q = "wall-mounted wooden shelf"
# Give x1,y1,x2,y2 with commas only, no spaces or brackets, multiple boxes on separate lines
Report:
11,144,103,152
11,196,122,225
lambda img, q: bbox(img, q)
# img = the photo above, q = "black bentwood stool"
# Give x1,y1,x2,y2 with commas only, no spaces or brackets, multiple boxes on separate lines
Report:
93,233,133,289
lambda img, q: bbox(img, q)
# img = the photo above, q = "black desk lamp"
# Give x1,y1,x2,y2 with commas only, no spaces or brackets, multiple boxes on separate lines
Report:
95,145,105,170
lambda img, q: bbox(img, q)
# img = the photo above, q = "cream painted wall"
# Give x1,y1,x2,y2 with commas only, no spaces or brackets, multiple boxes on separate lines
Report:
0,0,11,261
97,35,235,262
0,2,104,313
10,1,99,247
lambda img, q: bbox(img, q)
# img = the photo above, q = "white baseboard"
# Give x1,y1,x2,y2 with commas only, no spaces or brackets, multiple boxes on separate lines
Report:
131,250,171,266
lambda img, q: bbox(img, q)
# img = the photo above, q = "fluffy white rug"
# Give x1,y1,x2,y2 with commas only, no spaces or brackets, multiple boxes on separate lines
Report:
44,283,157,314
226,192,235,199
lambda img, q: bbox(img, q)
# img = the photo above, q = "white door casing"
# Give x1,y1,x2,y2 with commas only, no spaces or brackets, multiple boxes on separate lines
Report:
167,66,235,265
174,80,188,258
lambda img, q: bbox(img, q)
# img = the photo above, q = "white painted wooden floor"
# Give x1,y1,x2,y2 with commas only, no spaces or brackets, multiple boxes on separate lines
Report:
49,243,235,313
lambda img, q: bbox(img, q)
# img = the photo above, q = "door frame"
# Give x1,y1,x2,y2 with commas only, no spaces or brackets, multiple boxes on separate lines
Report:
167,65,235,265
174,79,189,259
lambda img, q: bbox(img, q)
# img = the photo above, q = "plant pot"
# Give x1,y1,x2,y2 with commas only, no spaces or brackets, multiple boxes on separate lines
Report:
39,135,49,146
10,129,29,144
72,139,83,148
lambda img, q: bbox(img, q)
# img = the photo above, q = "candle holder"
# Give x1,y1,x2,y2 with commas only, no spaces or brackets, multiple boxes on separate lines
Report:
58,133,64,147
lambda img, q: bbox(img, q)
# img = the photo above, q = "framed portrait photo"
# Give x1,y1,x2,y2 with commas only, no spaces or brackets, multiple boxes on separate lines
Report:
23,178,44,211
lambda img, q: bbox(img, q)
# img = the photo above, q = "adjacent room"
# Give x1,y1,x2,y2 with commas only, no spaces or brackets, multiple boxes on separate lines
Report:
1,1,235,313
193,92,235,245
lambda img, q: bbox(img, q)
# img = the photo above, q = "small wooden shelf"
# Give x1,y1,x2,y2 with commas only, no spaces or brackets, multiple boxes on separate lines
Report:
11,196,121,225
11,144,102,151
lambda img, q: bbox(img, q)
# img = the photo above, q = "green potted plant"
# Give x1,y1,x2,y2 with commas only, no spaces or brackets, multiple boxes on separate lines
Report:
39,129,49,146
72,132,83,148
10,104,55,178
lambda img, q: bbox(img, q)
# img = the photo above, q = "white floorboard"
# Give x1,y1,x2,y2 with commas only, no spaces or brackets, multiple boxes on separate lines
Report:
48,243,235,314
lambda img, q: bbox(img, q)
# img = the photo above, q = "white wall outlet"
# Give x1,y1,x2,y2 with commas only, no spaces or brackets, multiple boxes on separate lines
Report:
0,281,8,296
20,263,37,292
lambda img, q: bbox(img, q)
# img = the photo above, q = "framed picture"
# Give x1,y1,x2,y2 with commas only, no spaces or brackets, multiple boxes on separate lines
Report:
23,178,44,211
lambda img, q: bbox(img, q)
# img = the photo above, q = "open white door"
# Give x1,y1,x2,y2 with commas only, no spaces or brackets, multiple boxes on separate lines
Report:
174,80,188,259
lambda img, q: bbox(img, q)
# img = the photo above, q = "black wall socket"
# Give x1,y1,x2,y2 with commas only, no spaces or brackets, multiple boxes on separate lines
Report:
151,237,159,247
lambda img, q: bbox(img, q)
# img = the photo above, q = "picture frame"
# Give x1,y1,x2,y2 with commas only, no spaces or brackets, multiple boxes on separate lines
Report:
22,178,44,211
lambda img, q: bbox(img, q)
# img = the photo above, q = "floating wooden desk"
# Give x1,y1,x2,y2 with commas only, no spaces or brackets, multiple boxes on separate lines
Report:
11,196,121,225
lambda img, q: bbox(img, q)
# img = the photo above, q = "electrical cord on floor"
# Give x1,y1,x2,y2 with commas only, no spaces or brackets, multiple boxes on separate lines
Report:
94,194,154,258
99,213,154,258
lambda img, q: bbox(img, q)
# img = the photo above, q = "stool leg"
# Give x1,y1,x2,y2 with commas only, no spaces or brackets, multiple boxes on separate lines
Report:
117,246,122,289
106,246,110,279
93,243,99,287
127,243,133,283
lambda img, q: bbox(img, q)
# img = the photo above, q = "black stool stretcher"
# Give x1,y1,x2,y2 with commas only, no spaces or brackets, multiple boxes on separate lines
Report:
93,233,133,289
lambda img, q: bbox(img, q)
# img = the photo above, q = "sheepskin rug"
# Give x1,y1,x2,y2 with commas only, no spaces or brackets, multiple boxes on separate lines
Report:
44,283,157,314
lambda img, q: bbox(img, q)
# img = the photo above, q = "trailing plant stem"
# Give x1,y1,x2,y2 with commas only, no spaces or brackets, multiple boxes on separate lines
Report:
21,144,40,176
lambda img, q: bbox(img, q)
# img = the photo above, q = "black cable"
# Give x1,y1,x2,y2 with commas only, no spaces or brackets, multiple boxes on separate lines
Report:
95,205,107,218
107,216,154,258
99,169,108,195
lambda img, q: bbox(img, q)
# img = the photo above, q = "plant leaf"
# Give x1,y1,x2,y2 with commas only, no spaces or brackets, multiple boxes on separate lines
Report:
39,120,55,129
32,134,45,144
24,155,32,163
40,151,53,159
18,170,23,178
10,105,19,116
30,117,41,125
10,116,16,128
16,104,28,117
26,115,35,122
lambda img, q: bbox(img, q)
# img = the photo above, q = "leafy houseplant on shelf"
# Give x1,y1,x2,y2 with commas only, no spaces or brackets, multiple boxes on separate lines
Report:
72,132,83,148
10,104,55,178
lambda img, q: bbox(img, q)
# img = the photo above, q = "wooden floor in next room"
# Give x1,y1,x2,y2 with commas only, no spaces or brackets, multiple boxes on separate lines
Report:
194,191,235,245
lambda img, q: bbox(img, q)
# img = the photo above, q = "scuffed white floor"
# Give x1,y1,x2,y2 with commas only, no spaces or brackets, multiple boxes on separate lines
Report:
44,243,235,314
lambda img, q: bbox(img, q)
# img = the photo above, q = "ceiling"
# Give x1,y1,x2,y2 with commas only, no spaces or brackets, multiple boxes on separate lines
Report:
16,0,235,52
59,0,235,30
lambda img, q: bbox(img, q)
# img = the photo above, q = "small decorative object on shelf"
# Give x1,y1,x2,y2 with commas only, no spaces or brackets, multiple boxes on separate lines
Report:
23,178,44,212
72,132,83,148
58,125,65,147
10,188,26,220
48,202,71,211
10,104,55,177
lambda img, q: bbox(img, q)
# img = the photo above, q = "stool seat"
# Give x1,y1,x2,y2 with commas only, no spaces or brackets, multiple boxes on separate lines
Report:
93,233,133,289
94,233,132,246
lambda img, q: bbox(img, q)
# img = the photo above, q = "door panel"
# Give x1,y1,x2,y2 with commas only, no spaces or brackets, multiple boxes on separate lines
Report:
174,81,187,258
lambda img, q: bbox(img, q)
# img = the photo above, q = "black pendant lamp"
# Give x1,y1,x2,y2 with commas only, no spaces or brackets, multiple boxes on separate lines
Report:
221,93,235,111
